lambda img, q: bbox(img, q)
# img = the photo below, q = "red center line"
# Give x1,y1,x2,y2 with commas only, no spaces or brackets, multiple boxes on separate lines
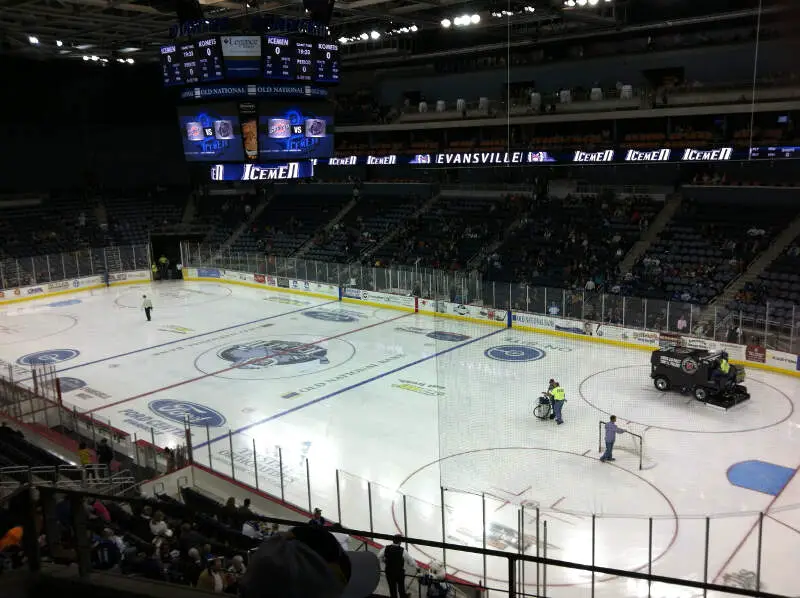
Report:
86,311,414,414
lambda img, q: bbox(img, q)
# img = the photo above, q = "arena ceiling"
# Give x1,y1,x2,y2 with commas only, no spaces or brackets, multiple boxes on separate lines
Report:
0,0,786,63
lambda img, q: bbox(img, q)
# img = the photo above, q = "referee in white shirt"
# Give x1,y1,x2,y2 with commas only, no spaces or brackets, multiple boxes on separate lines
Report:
142,295,153,321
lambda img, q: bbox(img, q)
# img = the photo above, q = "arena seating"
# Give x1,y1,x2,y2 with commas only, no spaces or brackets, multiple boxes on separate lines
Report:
0,424,84,485
304,188,429,263
371,192,527,270
105,191,186,245
729,234,800,328
0,196,102,260
627,199,790,303
490,192,659,289
231,190,353,256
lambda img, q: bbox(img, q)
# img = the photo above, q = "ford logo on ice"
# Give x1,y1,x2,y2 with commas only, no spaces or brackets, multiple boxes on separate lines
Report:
149,399,227,427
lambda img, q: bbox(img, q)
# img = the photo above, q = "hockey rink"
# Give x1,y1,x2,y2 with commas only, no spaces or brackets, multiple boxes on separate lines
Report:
1,280,800,596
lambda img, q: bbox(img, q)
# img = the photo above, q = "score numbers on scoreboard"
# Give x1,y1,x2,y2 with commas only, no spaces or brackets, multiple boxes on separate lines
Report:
160,38,224,87
263,36,339,84
162,35,339,87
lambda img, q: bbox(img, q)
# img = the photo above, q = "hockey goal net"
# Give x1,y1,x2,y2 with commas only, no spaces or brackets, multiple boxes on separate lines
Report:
597,420,656,470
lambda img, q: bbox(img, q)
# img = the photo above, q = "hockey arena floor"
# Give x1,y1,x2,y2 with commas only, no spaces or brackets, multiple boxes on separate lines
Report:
1,280,800,596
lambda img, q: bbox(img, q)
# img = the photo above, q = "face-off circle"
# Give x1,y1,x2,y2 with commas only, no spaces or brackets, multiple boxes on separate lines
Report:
392,447,677,588
114,285,232,309
579,364,793,433
194,334,356,380
0,314,78,345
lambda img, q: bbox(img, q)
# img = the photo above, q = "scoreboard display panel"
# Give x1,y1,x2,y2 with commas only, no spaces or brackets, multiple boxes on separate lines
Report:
162,35,339,86
314,41,339,83
263,36,295,80
195,38,225,82
161,37,225,87
160,45,184,86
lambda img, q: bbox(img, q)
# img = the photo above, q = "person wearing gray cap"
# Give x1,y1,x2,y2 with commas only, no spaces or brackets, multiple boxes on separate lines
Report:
239,525,380,598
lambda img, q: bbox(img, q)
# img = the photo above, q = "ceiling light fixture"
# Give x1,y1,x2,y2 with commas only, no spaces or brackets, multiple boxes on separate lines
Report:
28,36,39,45
441,18,451,28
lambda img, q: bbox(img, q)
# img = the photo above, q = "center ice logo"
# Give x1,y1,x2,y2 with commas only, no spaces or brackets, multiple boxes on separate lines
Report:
149,399,227,427
484,345,545,362
195,335,356,380
218,340,330,369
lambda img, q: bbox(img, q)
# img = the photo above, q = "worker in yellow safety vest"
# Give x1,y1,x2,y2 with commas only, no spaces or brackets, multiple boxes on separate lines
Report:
713,352,731,386
551,383,566,425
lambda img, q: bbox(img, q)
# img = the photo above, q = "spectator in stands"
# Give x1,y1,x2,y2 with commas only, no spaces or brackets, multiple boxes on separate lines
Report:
182,547,204,586
309,508,326,526
92,528,121,571
239,498,254,519
96,438,113,477
92,497,111,523
78,442,96,482
223,497,238,526
197,556,227,593
178,522,205,556
379,534,418,598
677,314,688,333
226,554,247,594
149,510,171,540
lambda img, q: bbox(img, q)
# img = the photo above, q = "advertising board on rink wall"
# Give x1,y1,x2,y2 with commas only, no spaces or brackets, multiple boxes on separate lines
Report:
418,299,508,325
342,288,416,311
0,271,150,305
185,269,800,376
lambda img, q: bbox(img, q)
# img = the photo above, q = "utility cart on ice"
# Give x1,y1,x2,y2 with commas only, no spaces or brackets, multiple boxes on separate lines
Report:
650,346,750,409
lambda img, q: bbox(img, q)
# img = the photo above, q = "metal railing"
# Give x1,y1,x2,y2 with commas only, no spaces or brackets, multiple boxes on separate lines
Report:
0,244,150,290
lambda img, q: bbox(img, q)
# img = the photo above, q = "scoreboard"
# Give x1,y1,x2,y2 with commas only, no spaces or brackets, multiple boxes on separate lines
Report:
161,35,339,87
161,38,225,86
